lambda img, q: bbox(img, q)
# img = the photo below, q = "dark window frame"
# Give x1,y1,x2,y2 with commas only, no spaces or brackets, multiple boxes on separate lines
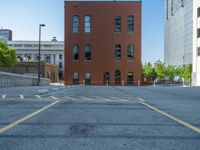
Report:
72,44,79,60
197,47,200,56
128,15,134,32
127,44,134,59
73,72,79,85
115,44,121,60
85,44,92,60
103,72,110,85
127,72,134,85
85,72,91,85
198,7,200,17
84,15,91,33
114,16,121,32
72,15,79,33
115,70,121,85
197,28,200,38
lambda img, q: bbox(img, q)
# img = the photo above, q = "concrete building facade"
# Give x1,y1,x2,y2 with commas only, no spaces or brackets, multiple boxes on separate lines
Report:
64,1,142,85
8,40,64,80
164,0,200,86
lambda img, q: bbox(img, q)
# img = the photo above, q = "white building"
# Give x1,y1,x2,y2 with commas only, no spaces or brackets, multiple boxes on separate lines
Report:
8,40,64,79
164,0,200,86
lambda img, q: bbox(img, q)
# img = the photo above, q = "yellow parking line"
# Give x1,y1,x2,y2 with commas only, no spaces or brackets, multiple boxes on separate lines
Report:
35,95,42,100
65,96,75,100
138,97,200,135
0,100,60,134
2,95,6,99
19,95,24,99
50,96,58,100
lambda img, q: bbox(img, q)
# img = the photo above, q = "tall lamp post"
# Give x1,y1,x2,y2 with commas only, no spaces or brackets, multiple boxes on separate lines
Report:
37,24,45,86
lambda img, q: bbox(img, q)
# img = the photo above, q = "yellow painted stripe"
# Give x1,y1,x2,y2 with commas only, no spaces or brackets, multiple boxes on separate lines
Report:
2,95,6,99
137,97,146,102
19,95,24,99
50,96,58,100
35,95,42,99
65,96,75,100
138,99,200,134
0,100,59,134
80,96,93,101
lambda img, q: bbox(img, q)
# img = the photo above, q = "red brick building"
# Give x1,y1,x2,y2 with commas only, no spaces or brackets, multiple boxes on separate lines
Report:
64,1,142,85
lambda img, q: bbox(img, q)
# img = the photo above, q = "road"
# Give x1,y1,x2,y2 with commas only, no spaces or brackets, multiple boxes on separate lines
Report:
0,85,200,150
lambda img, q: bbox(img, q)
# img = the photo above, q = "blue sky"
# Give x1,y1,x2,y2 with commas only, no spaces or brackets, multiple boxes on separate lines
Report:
0,0,164,63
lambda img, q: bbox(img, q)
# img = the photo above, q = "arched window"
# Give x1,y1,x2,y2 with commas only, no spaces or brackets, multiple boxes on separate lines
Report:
127,72,134,85
85,72,91,85
128,15,134,32
114,16,121,32
73,72,79,85
17,56,23,62
25,55,31,61
127,44,134,59
85,16,91,33
103,72,110,85
115,44,121,60
72,16,79,33
46,56,51,63
85,44,91,60
115,70,121,85
72,44,79,60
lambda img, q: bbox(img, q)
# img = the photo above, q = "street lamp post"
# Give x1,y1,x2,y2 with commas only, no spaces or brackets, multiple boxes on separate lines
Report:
37,24,45,86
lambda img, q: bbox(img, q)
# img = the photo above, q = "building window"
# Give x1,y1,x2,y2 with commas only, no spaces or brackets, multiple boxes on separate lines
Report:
25,55,31,61
73,72,79,85
72,16,79,33
198,7,200,17
85,44,91,60
59,62,62,68
72,44,79,60
85,72,91,85
17,56,23,62
128,16,134,32
103,72,110,85
115,70,121,85
85,16,91,33
127,44,134,59
127,72,134,85
181,0,184,7
59,54,62,59
197,28,200,38
114,16,121,32
115,44,121,60
197,47,200,56
46,56,51,64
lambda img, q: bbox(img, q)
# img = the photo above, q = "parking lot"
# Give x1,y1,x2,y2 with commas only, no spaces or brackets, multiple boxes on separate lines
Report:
0,86,200,150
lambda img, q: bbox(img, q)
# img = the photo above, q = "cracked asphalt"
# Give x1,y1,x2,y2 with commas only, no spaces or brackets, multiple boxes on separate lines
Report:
0,85,200,150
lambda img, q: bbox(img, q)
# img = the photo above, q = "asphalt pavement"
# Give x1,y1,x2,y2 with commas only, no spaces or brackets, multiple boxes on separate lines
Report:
0,85,200,150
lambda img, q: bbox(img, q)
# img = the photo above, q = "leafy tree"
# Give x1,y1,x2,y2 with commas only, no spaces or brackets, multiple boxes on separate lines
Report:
175,66,184,78
183,64,192,80
142,63,157,80
165,65,175,83
0,41,17,67
154,60,166,80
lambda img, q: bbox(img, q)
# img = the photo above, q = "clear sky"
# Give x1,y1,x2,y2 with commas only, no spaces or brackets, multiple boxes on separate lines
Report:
0,0,164,63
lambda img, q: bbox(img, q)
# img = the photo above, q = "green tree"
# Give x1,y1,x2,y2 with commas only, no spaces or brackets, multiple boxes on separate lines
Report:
154,60,166,80
175,66,184,78
165,65,175,83
183,64,192,80
142,62,157,80
0,41,17,67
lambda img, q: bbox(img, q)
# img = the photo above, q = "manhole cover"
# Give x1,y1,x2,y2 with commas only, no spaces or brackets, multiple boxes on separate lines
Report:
70,124,95,135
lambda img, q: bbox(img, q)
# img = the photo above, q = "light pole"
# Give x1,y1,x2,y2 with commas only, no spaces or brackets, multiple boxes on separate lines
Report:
37,24,45,86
